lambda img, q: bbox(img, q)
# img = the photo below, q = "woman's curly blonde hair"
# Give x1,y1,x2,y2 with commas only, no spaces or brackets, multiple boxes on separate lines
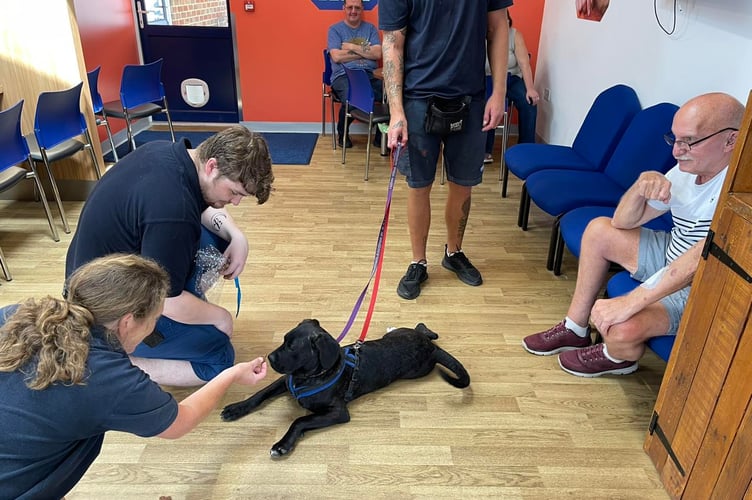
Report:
0,254,169,389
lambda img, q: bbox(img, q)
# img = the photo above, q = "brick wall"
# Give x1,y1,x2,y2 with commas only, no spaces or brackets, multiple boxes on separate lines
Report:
169,0,227,27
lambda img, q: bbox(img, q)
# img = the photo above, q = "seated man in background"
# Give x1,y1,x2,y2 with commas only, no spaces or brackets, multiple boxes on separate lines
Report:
328,0,383,148
66,125,274,387
522,93,744,377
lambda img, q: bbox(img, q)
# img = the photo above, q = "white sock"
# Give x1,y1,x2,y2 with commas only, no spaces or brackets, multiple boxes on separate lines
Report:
564,317,589,338
412,260,427,267
602,344,626,363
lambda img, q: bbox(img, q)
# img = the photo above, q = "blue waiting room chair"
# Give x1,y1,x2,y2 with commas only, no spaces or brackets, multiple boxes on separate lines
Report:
506,84,641,230
87,66,118,162
26,81,103,235
322,49,341,150
0,100,60,280
103,58,175,153
524,102,679,272
341,67,390,181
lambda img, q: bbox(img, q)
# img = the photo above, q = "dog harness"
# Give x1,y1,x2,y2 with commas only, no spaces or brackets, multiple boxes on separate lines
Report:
286,347,359,400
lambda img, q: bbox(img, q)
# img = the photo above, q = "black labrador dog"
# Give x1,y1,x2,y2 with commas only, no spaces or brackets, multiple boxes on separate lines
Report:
221,319,470,457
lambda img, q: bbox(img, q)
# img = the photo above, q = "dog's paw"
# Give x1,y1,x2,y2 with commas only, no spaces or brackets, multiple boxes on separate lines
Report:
270,440,295,458
220,401,250,422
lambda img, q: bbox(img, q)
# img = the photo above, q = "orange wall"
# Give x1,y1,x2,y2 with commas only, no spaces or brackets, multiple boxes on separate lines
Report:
74,0,140,137
230,1,362,122
74,1,544,125
229,1,544,123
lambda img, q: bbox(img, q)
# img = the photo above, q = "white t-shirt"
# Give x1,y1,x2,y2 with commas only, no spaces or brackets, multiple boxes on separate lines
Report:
647,164,727,263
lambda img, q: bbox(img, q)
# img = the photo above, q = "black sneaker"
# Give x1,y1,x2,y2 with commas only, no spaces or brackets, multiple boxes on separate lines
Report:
442,247,482,286
337,135,353,148
397,262,428,300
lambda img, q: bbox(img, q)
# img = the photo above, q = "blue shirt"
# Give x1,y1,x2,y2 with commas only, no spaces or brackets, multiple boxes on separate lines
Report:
379,0,513,99
327,20,382,82
0,305,179,499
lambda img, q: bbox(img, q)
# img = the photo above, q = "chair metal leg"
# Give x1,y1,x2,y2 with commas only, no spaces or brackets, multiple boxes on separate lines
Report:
102,116,118,162
39,152,70,234
552,222,565,276
501,164,509,198
331,97,337,150
342,103,349,165
500,108,510,197
498,109,509,182
521,191,531,231
124,109,136,152
0,244,11,281
163,99,176,142
546,215,562,272
84,130,102,179
518,183,531,229
364,116,373,181
28,159,59,242
322,86,327,136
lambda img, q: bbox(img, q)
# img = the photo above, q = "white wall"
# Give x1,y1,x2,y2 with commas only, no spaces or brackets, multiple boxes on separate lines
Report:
535,0,752,145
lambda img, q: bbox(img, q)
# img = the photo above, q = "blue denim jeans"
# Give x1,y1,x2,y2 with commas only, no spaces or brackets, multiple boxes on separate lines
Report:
507,74,538,144
398,95,486,189
131,228,235,381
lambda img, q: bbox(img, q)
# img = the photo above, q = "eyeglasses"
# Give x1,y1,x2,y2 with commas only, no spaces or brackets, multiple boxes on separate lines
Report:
664,127,738,151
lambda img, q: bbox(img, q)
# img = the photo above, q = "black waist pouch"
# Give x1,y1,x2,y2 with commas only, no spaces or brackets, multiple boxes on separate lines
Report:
424,96,472,135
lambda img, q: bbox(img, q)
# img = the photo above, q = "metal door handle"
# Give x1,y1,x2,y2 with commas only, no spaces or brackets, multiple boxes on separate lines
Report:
136,1,146,29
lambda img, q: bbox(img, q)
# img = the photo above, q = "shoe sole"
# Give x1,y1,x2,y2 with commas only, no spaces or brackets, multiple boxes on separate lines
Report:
441,261,482,286
521,340,588,356
557,358,639,378
397,285,420,300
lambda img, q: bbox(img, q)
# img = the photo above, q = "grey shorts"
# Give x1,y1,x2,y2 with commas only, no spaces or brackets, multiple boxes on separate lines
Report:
397,96,486,189
631,227,690,336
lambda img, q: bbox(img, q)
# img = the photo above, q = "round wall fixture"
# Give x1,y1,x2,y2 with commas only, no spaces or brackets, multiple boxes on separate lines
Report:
181,78,210,108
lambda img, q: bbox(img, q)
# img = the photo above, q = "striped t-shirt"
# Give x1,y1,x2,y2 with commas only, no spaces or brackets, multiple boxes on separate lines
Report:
648,164,728,263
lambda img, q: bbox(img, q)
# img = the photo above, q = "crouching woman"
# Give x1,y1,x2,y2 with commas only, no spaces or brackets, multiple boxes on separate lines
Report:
0,254,267,499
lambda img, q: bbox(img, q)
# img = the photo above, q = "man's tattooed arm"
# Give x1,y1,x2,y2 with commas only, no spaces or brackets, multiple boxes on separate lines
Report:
211,212,228,232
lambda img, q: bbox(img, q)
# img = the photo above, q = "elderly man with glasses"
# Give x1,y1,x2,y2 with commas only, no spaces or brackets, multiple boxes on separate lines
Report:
521,92,744,377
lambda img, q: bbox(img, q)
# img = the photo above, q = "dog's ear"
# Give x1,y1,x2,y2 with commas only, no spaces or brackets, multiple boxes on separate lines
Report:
300,318,320,328
313,332,340,370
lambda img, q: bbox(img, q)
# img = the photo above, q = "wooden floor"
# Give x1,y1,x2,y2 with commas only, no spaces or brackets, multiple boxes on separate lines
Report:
0,133,669,499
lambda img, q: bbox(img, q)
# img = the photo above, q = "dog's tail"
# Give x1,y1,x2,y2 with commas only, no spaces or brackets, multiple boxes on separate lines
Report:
434,349,470,388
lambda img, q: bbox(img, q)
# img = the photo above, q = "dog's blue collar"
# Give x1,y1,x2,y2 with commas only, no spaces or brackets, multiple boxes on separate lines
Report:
287,347,358,400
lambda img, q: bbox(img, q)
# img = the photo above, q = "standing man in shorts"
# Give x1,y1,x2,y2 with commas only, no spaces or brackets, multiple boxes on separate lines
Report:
379,0,513,300
522,93,744,377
